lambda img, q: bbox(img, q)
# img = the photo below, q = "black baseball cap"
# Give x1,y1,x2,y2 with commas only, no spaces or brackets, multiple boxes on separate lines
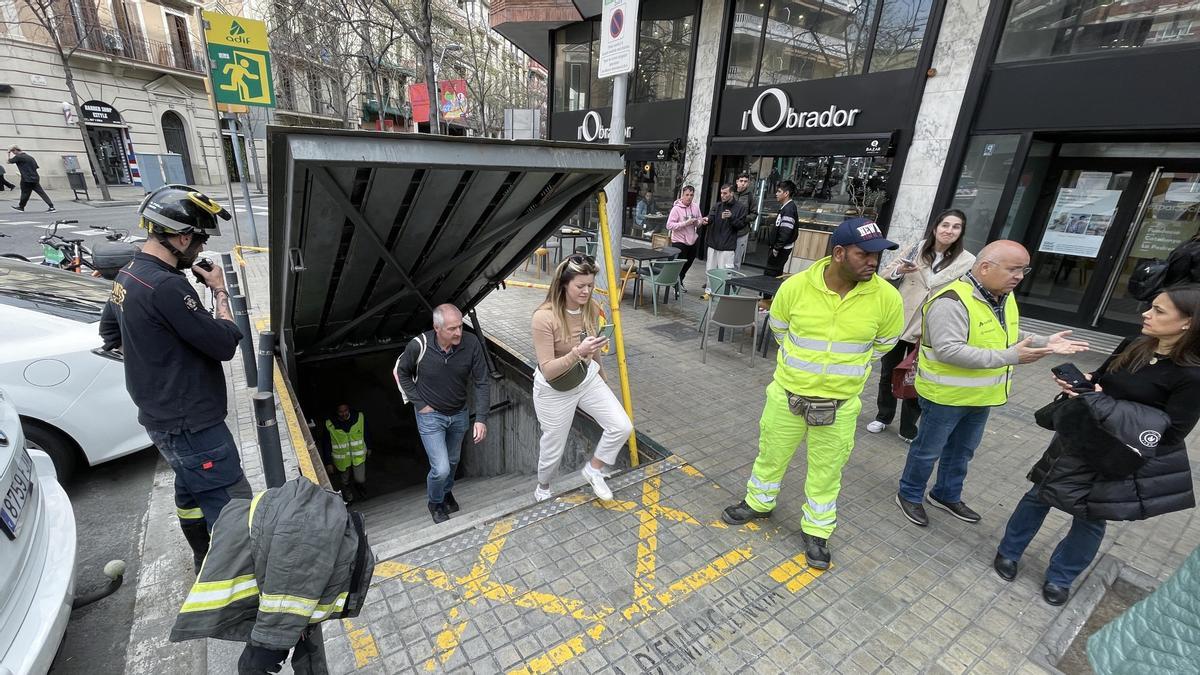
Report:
831,217,899,253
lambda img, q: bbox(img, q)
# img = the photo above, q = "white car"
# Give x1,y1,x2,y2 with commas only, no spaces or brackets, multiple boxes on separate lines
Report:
0,258,150,481
0,386,77,674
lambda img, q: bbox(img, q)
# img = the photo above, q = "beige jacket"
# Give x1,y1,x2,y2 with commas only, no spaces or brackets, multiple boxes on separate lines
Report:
881,240,976,343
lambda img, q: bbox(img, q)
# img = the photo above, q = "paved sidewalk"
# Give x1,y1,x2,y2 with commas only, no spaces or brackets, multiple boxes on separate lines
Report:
5,182,266,211
132,249,1200,674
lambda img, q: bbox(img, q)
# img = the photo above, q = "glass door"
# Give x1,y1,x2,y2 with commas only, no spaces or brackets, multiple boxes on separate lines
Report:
1017,169,1141,323
1095,171,1200,329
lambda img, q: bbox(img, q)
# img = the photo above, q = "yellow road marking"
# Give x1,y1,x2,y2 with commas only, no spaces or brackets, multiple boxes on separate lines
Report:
273,364,319,483
622,546,753,623
768,551,827,593
342,618,379,668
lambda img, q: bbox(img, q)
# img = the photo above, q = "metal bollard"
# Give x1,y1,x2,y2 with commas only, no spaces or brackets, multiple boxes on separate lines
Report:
252,392,286,489
257,331,275,393
230,294,258,387
220,253,240,295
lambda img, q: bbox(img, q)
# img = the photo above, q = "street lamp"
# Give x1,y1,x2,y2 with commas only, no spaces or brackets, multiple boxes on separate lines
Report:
432,43,463,135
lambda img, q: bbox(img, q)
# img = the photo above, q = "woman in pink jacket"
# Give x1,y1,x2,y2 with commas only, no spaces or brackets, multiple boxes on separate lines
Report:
666,185,703,289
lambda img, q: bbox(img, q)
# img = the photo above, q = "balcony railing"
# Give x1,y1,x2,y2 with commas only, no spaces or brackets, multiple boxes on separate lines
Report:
67,22,206,74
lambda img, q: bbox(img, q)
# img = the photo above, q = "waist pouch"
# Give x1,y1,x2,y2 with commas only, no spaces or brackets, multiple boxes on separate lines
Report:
786,392,843,427
547,359,589,392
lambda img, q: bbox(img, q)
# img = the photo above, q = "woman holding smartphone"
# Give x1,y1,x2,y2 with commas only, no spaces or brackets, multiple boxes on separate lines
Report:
868,209,975,441
994,284,1200,605
531,254,633,502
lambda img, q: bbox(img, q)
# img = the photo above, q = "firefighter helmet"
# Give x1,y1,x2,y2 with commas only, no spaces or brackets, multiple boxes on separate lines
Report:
138,184,231,237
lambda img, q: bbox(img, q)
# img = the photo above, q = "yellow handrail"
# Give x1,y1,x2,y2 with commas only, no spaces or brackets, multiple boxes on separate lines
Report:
597,191,639,467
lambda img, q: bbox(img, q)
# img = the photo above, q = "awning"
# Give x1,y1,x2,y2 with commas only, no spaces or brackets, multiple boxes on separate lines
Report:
267,127,625,366
709,131,898,158
625,142,676,162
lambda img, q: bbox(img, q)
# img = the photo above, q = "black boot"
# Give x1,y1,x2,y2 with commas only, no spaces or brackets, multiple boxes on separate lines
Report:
179,519,211,574
445,492,460,514
428,501,449,524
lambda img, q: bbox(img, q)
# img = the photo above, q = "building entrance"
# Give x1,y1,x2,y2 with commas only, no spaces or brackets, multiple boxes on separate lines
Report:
1012,159,1200,334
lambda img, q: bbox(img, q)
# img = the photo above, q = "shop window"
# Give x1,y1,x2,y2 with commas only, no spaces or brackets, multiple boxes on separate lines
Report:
725,0,767,89
553,25,592,112
589,27,612,109
631,15,695,103
997,0,1200,62
948,135,1022,254
869,0,933,73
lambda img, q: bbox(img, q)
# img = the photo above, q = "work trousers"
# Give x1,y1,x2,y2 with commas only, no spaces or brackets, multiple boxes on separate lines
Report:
744,381,862,538
337,463,366,488
148,422,252,532
18,180,53,209
534,361,632,484
873,339,921,439
997,487,1106,588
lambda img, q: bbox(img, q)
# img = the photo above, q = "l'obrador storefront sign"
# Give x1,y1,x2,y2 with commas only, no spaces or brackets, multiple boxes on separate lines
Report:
739,88,862,133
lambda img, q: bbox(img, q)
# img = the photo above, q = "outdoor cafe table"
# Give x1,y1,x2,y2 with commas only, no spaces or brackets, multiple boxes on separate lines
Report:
556,227,595,262
725,274,785,357
620,246,679,308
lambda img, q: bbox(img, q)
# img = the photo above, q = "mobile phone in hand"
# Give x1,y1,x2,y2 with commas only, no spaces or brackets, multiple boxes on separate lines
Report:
596,323,615,341
1051,363,1094,392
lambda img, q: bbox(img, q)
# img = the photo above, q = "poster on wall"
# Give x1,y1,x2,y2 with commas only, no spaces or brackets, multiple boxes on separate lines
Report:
1131,183,1200,258
1037,187,1122,258
408,80,470,124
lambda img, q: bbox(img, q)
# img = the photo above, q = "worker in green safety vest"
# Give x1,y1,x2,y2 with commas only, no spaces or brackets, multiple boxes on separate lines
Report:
322,403,370,501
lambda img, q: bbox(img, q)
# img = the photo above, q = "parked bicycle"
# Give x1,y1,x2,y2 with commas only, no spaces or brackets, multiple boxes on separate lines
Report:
38,219,92,273
0,231,30,262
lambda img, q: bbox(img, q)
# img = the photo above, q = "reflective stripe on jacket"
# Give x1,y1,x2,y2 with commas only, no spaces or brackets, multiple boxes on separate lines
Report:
326,413,367,471
916,280,1019,407
768,257,904,400
171,479,372,650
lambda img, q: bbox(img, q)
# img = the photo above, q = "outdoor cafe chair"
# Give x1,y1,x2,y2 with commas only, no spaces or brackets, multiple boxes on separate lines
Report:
636,258,686,316
700,294,758,365
699,268,745,333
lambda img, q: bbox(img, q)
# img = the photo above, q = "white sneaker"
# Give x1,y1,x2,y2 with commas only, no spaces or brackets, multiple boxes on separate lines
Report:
534,485,553,502
581,464,613,501
867,421,886,433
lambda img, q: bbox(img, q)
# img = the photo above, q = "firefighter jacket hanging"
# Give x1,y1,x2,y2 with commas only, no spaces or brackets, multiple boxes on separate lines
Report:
742,257,904,537
170,478,375,650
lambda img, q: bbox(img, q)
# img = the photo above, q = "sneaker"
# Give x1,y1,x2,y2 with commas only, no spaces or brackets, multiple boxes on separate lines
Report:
927,494,981,523
445,492,460,514
10,205,22,211
895,494,929,526
800,532,831,569
534,485,553,502
721,500,772,525
428,501,449,524
46,206,56,213
867,420,886,433
581,463,613,501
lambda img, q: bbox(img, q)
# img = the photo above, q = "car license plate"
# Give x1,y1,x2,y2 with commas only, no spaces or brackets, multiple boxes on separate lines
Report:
0,450,35,540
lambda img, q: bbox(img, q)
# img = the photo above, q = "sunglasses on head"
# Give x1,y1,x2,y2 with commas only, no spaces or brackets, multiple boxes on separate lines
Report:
567,254,595,265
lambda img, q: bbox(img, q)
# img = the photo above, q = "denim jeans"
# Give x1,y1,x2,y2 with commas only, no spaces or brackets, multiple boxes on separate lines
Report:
147,422,251,531
416,408,469,505
898,397,990,504
998,487,1107,587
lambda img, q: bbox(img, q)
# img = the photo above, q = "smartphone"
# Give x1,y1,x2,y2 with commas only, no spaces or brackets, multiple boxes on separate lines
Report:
595,323,615,341
1051,363,1094,392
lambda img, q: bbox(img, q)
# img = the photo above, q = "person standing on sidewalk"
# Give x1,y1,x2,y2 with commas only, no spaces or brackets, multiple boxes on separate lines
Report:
701,183,748,295
721,218,904,569
733,172,756,270
8,146,55,212
868,209,975,442
531,254,632,502
762,180,798,277
895,240,1088,528
995,284,1200,606
393,303,490,524
97,185,246,573
0,163,16,191
665,185,702,290
321,402,370,502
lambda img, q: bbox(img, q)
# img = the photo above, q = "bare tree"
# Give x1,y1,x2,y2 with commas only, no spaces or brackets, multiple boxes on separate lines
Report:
8,0,113,200
459,0,540,137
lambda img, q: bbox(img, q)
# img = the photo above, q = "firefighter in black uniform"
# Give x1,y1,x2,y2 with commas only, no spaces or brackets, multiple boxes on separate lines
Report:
99,184,249,573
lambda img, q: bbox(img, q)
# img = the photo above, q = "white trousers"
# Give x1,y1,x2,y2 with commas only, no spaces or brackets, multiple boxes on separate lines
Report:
706,248,736,291
533,361,633,484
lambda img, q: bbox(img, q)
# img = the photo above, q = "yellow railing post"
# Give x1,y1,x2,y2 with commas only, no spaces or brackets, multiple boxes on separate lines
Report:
596,191,639,467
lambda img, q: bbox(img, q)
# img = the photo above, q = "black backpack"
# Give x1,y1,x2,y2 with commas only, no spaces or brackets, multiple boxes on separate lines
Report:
1127,258,1169,301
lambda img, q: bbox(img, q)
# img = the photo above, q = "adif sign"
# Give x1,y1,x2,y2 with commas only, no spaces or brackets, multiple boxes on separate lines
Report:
741,88,861,133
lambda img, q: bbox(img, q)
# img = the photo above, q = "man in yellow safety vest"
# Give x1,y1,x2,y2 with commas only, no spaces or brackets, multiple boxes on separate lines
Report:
323,403,369,501
895,240,1088,527
721,217,904,569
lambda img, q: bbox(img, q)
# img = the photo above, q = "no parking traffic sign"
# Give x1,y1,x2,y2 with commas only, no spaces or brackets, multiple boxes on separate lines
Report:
598,0,640,78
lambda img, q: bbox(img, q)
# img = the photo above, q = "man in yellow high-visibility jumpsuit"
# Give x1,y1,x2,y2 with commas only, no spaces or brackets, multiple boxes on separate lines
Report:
722,218,904,569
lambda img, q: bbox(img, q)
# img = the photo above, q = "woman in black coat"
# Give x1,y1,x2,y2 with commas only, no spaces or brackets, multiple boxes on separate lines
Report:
994,284,1200,606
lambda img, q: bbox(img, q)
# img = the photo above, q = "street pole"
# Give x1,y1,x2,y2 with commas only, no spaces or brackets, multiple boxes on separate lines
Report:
226,114,260,248
598,73,628,299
